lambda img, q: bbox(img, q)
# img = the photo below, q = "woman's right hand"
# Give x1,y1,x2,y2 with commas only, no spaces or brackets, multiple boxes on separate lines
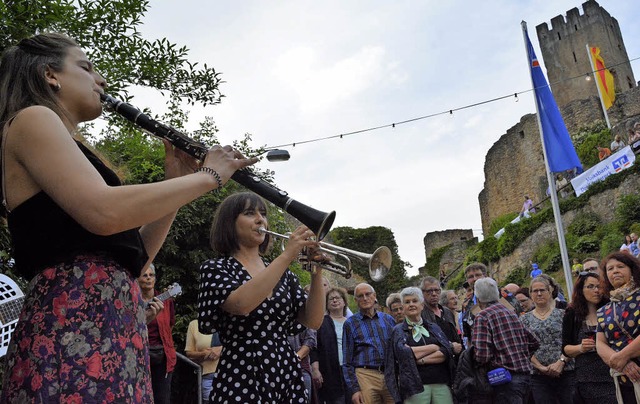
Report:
311,367,323,388
580,338,596,353
282,225,319,261
201,145,258,186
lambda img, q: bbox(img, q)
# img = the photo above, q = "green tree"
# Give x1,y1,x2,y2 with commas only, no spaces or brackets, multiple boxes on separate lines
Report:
329,226,408,301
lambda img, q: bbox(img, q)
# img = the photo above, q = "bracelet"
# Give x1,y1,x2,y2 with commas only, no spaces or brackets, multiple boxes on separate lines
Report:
196,167,223,191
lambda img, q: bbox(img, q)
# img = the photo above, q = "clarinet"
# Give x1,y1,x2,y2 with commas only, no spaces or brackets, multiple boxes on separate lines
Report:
100,93,335,239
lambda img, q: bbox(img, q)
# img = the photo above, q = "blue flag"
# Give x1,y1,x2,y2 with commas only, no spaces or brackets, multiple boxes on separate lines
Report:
525,28,582,173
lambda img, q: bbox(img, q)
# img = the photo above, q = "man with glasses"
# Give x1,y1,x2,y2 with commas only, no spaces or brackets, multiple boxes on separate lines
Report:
385,293,404,324
420,276,463,357
342,283,395,404
581,257,603,279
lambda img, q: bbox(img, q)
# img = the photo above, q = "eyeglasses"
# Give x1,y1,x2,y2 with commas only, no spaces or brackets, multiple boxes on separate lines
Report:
531,289,549,295
584,284,602,291
141,273,156,278
422,288,441,295
328,296,343,302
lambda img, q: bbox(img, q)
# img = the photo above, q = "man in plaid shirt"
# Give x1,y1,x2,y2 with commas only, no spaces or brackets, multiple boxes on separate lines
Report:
472,278,539,404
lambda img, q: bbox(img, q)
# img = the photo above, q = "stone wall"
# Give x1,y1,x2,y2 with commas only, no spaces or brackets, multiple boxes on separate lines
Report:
423,229,474,263
479,86,640,235
489,172,640,283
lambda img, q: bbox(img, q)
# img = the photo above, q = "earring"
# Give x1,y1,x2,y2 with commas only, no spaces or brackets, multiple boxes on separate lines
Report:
53,83,61,92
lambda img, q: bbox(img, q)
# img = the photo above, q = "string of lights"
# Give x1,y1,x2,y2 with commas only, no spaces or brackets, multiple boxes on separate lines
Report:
264,55,640,150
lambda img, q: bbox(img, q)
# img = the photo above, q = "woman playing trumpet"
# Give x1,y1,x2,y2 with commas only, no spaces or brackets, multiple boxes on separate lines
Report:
198,192,326,403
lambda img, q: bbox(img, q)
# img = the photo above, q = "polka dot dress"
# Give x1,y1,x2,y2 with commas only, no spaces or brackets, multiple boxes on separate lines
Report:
198,257,308,403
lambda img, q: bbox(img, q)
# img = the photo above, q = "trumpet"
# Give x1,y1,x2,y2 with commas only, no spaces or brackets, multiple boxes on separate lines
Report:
258,227,391,282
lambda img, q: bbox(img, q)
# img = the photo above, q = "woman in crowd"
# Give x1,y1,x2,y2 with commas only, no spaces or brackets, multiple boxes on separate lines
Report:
385,286,454,404
0,33,254,402
562,272,616,403
138,264,177,404
515,287,534,315
311,287,349,404
440,290,459,314
520,276,575,403
596,252,640,404
185,319,222,404
198,192,325,403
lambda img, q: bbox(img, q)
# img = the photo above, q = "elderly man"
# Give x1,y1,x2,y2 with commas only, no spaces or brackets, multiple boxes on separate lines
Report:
385,293,404,324
343,283,395,404
420,277,463,357
473,278,540,404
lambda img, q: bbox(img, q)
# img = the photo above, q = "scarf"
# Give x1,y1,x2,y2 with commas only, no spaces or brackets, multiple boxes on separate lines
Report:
609,279,639,303
406,318,430,342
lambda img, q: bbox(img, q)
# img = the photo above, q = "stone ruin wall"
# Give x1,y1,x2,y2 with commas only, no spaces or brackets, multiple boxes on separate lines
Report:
479,86,640,236
423,229,474,264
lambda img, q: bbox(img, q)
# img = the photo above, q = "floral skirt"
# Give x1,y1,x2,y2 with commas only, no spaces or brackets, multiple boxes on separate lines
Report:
0,255,153,403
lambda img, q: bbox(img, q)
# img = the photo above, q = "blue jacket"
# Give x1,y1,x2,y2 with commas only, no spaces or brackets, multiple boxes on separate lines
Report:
384,320,453,403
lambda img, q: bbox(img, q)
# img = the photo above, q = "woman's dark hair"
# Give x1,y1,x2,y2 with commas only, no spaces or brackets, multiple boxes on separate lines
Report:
0,32,77,126
569,272,608,320
209,192,270,256
515,287,530,299
326,287,348,317
601,252,640,294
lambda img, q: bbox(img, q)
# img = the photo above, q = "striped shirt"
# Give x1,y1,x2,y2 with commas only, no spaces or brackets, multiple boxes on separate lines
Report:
342,310,395,396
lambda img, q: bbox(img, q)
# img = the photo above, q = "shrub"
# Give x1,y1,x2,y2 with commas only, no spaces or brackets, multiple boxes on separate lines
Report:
574,235,600,254
568,212,601,237
600,231,624,257
616,194,640,234
502,266,528,288
488,212,519,237
575,128,612,169
446,267,466,291
425,245,450,278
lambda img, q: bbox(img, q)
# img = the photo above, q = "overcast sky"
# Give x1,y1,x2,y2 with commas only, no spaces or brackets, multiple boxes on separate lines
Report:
124,1,639,276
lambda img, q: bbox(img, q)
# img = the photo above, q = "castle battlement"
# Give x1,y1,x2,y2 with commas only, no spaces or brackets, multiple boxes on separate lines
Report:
535,0,635,108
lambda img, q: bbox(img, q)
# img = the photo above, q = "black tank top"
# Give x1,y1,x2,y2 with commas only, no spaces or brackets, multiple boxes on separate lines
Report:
7,142,148,280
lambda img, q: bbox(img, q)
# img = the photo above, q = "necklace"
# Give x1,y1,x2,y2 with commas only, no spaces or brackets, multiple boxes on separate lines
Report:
534,306,552,319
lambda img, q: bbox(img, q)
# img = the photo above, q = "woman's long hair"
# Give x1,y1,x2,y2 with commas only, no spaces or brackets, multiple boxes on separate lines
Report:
569,272,608,320
0,33,77,126
601,252,640,294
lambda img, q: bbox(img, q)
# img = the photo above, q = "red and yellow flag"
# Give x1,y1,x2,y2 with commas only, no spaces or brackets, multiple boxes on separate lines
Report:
590,46,615,109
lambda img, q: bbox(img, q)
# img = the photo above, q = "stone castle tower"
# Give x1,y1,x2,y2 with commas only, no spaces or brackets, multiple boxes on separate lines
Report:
477,0,640,236
536,0,636,109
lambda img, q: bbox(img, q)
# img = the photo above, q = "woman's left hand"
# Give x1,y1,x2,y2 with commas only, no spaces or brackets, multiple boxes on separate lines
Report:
623,361,640,383
546,361,564,377
163,140,200,179
609,351,630,373
145,297,165,324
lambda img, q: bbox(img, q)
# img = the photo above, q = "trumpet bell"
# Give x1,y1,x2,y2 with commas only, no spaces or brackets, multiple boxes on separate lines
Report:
369,246,392,282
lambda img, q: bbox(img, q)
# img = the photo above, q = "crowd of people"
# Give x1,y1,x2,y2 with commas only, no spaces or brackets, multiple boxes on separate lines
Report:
3,31,640,404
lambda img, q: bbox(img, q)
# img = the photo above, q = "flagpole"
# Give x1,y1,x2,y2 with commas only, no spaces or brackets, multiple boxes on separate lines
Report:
521,21,573,298
586,43,612,129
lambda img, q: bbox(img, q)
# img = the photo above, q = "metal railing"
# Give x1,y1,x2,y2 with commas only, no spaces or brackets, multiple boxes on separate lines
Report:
170,352,202,404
